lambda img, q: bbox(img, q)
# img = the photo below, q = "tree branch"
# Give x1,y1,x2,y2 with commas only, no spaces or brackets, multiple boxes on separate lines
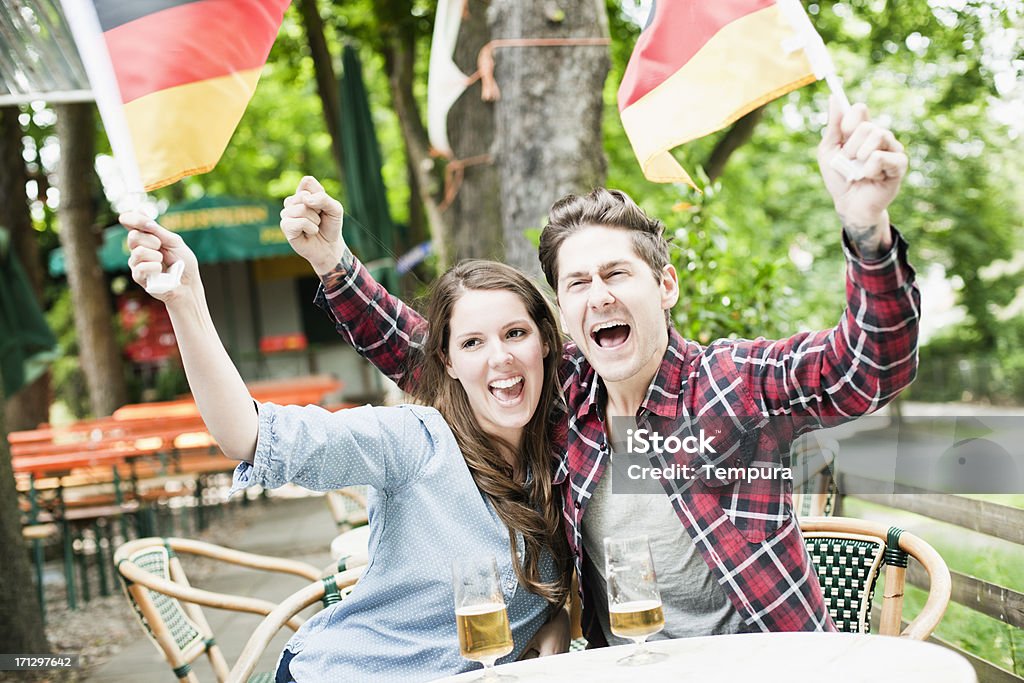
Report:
704,106,766,183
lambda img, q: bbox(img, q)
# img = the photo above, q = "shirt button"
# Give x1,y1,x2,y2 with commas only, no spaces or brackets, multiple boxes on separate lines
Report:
574,500,581,510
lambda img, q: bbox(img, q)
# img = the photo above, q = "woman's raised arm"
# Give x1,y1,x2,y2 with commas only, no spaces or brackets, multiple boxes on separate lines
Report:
121,212,258,462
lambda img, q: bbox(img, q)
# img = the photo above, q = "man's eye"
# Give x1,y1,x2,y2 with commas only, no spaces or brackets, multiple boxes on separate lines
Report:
608,270,626,279
568,280,585,290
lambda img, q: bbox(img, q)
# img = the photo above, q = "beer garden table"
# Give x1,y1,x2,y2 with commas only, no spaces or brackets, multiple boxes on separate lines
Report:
10,374,345,615
433,632,977,683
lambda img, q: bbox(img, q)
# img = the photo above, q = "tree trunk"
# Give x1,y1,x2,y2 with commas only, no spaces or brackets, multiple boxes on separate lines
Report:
298,0,348,194
55,103,127,417
704,106,765,183
447,0,503,262
0,106,51,431
488,0,610,281
0,379,49,653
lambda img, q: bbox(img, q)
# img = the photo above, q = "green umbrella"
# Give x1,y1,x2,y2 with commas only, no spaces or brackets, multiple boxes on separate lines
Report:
339,44,399,292
0,228,57,397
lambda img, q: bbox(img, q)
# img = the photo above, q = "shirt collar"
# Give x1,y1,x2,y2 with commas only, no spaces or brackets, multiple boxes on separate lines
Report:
640,328,688,419
575,327,690,421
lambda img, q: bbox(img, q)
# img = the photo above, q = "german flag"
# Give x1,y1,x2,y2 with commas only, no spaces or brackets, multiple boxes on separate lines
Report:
64,0,290,191
618,0,818,188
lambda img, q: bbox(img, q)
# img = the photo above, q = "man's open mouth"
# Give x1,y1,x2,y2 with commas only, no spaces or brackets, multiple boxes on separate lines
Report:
590,321,631,349
489,375,524,403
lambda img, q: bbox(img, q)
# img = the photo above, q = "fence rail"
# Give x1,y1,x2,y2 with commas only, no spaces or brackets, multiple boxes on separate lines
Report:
838,474,1024,683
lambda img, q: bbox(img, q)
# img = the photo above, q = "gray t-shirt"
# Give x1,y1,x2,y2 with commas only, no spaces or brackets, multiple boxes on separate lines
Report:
581,452,745,643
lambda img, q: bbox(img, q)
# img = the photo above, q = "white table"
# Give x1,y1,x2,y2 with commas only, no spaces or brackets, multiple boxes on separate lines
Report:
433,632,977,682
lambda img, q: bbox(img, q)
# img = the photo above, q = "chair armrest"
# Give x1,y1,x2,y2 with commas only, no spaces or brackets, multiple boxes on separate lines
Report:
116,537,323,581
897,531,952,640
226,569,361,683
117,560,305,632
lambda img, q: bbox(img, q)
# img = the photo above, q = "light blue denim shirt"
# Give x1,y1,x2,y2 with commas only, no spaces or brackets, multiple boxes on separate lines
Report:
229,402,558,682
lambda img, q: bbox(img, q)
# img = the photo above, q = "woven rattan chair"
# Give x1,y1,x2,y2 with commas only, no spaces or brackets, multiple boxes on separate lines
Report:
324,524,371,576
114,537,334,682
226,569,361,683
325,487,369,531
791,433,839,518
800,517,951,639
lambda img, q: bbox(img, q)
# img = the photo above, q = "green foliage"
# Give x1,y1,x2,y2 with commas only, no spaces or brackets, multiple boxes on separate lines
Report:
44,289,89,418
604,0,1024,391
666,180,797,344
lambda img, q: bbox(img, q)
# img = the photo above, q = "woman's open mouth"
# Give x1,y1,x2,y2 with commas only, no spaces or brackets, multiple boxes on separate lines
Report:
590,321,631,349
489,375,524,404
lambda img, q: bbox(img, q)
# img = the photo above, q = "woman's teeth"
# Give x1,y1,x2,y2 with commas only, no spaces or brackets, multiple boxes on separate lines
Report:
489,376,524,402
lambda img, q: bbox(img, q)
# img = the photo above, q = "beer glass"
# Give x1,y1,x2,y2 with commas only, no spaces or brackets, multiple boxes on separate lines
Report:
453,556,515,681
604,535,667,665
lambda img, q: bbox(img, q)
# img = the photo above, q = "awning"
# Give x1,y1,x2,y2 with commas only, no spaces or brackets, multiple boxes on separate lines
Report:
0,0,93,107
49,195,293,275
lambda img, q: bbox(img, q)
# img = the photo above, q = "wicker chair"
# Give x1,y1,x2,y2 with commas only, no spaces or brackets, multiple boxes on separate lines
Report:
791,433,839,518
114,537,349,682
324,487,369,531
800,517,951,639
225,569,361,683
324,524,371,576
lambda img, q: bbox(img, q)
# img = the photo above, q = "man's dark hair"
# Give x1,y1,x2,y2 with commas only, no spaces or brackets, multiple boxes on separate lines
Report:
539,188,671,291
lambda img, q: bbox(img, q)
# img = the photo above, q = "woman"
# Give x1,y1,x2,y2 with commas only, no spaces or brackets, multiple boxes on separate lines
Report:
120,213,572,682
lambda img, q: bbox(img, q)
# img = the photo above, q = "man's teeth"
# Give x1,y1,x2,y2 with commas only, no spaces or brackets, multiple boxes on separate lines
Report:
592,321,626,334
489,376,523,389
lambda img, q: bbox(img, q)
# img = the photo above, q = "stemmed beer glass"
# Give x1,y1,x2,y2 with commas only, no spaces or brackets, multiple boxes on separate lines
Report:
453,556,515,681
604,535,668,666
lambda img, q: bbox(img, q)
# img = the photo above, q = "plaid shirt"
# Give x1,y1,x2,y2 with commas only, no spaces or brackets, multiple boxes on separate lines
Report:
315,229,920,637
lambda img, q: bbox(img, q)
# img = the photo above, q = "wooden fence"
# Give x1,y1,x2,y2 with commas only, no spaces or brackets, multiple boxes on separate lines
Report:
838,473,1024,683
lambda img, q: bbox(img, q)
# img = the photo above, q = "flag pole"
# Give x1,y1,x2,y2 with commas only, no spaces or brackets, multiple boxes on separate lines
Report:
776,0,865,181
60,0,178,293
60,0,145,196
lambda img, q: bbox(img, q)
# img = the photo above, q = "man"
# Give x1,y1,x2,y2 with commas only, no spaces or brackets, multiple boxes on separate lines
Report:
279,96,918,640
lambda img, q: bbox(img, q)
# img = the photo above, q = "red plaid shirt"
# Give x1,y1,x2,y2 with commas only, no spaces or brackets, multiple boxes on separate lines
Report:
315,229,920,637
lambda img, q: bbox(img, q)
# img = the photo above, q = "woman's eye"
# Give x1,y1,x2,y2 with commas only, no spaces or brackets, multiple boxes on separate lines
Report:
461,338,480,349
508,328,527,339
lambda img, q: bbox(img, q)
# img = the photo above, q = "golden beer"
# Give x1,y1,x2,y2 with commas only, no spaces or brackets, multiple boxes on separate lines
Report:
456,603,514,662
609,600,665,639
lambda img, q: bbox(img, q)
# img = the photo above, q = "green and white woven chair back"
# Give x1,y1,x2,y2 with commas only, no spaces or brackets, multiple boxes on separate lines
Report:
803,532,885,633
123,545,207,661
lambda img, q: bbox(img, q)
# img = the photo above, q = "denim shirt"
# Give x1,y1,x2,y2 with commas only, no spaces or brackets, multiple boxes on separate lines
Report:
230,402,557,682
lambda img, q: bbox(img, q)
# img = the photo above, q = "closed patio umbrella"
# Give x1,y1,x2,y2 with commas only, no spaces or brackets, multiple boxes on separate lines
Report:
339,44,399,292
0,228,57,397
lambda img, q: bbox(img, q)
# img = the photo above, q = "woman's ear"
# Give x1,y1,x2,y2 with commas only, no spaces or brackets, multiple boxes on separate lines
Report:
445,356,458,380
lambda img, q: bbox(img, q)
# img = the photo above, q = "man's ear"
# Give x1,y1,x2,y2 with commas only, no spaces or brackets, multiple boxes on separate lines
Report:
558,308,568,332
661,264,680,310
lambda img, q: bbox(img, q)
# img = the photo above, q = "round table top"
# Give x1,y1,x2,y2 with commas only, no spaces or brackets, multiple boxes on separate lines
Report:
433,632,977,682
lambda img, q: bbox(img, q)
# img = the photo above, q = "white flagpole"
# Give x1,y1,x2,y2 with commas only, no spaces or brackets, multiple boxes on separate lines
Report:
60,0,145,195
776,0,866,181
59,0,179,293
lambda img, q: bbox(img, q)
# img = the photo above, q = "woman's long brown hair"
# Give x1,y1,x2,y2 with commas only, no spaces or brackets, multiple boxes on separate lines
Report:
416,260,571,605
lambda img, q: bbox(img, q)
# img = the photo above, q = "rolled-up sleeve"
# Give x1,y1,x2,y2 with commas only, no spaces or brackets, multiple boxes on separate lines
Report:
229,403,439,496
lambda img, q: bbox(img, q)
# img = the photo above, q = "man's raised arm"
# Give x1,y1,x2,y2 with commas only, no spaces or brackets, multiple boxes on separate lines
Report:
280,176,428,397
734,98,919,421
